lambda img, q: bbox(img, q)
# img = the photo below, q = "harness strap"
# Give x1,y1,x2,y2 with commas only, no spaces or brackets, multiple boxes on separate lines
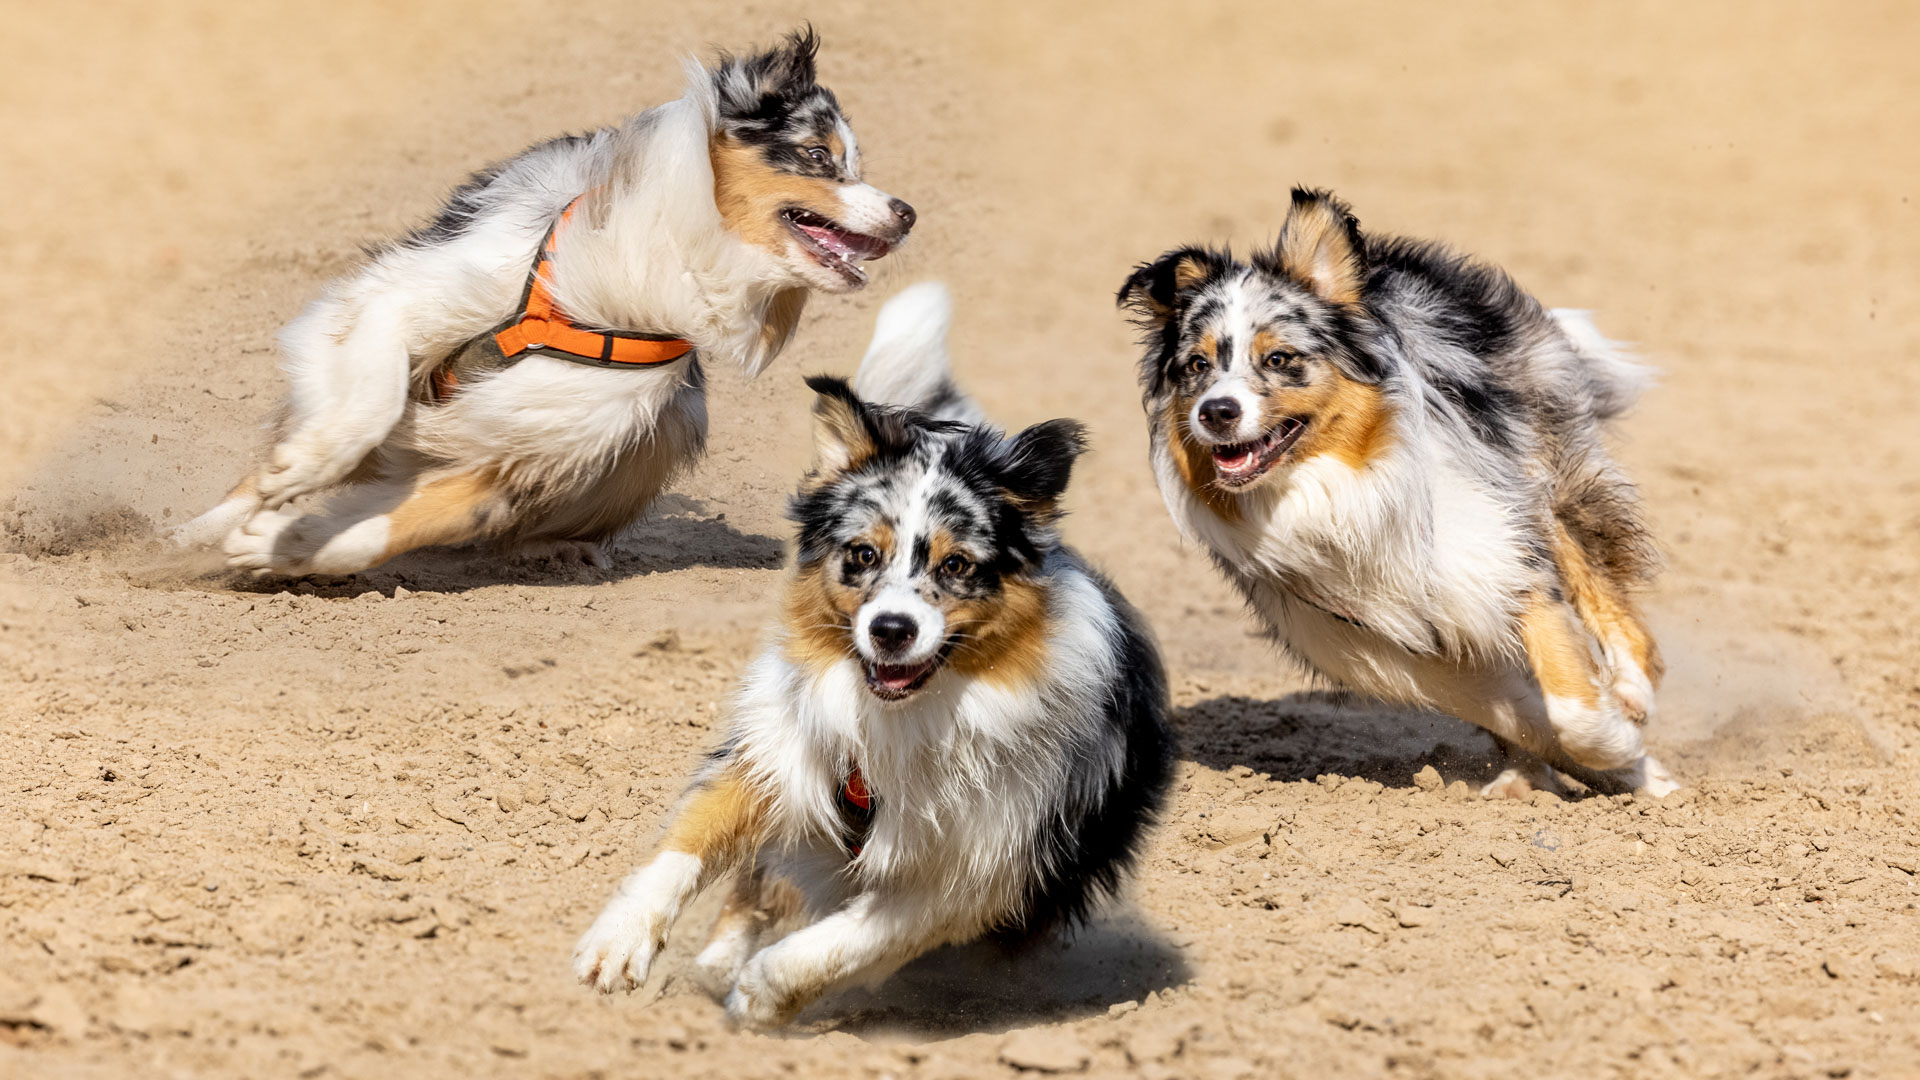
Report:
492,198,695,367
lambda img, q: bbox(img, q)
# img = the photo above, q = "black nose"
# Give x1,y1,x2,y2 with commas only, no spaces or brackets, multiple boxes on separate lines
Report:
868,613,918,654
888,198,916,231
1198,397,1242,433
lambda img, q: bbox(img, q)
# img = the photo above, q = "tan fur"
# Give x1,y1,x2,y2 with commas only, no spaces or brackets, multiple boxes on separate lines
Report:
809,390,878,474
380,469,506,559
711,135,846,257
1275,197,1365,304
758,287,809,361
1551,522,1664,688
945,572,1051,690
1288,374,1393,469
782,561,861,673
1519,593,1604,709
659,768,770,866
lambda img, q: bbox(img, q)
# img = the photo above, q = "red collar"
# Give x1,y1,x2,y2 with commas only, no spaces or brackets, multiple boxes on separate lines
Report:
491,197,694,367
837,765,874,856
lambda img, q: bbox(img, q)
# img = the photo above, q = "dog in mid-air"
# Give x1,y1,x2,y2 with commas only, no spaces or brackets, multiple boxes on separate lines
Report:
169,29,914,576
573,283,1173,1028
1118,188,1676,798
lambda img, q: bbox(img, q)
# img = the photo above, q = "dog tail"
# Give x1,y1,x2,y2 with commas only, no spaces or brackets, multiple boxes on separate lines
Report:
853,281,987,426
1550,309,1654,421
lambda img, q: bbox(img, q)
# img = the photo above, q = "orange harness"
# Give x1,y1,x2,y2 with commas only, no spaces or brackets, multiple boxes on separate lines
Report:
430,197,693,401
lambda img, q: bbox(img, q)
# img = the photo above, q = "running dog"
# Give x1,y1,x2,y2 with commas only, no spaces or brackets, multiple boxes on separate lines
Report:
171,29,914,575
1118,188,1676,798
573,283,1173,1027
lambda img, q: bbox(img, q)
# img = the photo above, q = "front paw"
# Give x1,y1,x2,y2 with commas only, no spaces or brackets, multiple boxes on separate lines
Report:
256,434,354,509
573,895,667,996
723,959,792,1031
223,510,309,577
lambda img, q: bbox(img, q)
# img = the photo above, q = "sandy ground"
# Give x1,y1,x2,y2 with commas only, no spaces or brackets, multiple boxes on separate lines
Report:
3,1,1918,1077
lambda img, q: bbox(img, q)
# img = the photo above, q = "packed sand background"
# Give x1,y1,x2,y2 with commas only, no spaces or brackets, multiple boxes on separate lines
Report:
3,2,1918,1077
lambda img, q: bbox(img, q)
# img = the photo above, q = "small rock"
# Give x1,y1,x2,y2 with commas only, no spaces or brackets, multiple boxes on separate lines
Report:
1332,898,1385,934
392,585,412,600
496,788,522,814
1108,999,1139,1019
430,798,467,826
1412,765,1443,792
1201,803,1275,849
563,793,595,822
1822,953,1864,980
1489,932,1519,958
1873,951,1918,982
1125,1019,1189,1063
522,780,548,805
30,984,87,1035
1392,905,1434,928
1446,780,1474,800
1000,1029,1091,1073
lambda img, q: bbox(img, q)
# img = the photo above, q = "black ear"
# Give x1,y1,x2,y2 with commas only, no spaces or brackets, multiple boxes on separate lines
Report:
999,419,1089,508
714,26,822,123
804,375,878,476
1254,187,1367,305
1116,246,1229,326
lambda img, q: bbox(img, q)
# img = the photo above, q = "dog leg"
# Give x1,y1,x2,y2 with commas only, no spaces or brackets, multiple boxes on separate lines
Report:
574,768,768,996
724,890,926,1030
692,869,805,998
168,475,261,548
256,292,411,509
1515,594,1678,796
1551,523,1663,724
225,469,506,577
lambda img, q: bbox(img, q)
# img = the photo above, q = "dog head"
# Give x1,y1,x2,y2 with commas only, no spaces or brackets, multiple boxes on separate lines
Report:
783,377,1086,702
707,28,914,293
1118,189,1394,497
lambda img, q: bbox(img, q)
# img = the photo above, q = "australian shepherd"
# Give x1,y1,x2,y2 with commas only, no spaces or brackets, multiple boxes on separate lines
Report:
169,29,914,575
1118,188,1676,798
573,283,1173,1027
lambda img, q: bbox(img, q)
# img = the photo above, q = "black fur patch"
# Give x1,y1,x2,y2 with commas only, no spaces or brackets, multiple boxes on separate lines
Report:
998,565,1173,939
710,27,853,181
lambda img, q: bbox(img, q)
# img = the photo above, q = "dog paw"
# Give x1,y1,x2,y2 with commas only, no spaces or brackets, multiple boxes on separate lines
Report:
513,538,611,569
573,895,666,996
255,435,356,509
723,958,792,1030
1628,754,1680,798
168,493,263,549
1481,760,1566,800
692,926,756,1000
223,510,310,577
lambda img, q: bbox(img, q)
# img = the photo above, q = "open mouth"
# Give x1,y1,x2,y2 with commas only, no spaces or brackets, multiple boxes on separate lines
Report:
1209,417,1309,487
782,207,892,285
861,652,945,702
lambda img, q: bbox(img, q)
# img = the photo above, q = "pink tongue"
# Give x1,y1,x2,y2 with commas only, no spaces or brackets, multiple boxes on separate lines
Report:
798,222,889,261
875,664,923,689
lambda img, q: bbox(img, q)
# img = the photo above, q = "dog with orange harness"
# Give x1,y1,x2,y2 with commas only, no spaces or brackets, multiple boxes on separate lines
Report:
170,29,914,575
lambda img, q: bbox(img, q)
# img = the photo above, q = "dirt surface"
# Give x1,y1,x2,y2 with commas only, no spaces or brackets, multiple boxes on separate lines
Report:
4,2,1918,1077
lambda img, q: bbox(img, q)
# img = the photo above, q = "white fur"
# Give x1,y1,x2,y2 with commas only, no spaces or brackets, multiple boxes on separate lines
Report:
572,851,704,995
177,58,905,577
1153,275,1669,796
852,281,987,426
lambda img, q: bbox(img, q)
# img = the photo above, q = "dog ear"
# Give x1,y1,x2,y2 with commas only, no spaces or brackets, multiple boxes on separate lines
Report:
805,375,879,476
1260,187,1366,305
714,26,821,122
1116,247,1229,326
999,419,1089,511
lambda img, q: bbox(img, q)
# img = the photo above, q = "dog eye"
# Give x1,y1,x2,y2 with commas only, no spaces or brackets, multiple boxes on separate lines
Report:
1185,356,1211,377
939,553,972,577
806,146,831,165
1263,350,1299,369
849,543,879,567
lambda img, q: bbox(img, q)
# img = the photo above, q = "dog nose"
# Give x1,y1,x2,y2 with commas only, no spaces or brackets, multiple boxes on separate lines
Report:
868,613,918,654
1198,397,1242,433
888,198,916,232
